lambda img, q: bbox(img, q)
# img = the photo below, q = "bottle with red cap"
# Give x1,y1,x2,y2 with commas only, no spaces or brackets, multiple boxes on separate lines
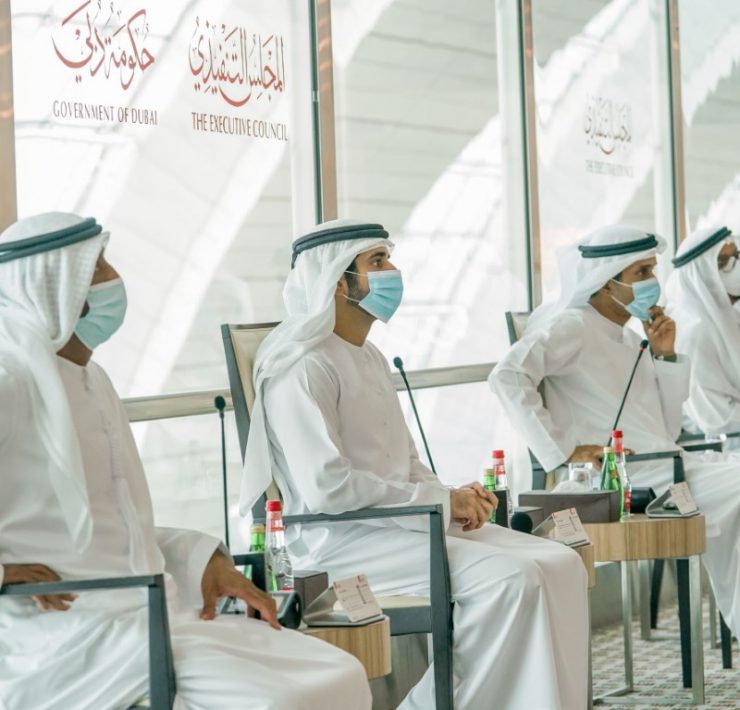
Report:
493,450,513,526
265,500,294,591
611,430,632,519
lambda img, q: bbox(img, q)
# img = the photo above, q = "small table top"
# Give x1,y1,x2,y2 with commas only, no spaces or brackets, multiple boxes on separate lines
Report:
583,514,705,562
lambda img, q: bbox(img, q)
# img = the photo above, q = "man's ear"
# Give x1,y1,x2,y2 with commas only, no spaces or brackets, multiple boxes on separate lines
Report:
335,275,348,296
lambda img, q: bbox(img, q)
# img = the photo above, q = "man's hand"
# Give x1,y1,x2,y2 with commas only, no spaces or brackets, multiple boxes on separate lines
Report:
450,485,495,532
566,445,604,469
644,306,676,358
2,563,77,611
200,551,280,629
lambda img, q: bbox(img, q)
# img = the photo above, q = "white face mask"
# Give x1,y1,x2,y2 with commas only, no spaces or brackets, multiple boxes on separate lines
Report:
720,265,740,298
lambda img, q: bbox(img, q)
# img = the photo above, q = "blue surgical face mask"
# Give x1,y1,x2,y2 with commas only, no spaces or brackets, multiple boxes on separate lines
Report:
75,278,127,350
345,269,403,323
610,277,661,321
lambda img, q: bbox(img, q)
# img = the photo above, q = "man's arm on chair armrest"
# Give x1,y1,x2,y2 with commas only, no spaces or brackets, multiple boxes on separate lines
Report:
265,358,449,531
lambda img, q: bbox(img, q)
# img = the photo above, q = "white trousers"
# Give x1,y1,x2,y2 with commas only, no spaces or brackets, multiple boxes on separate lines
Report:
630,450,740,638
0,596,370,710
293,522,590,710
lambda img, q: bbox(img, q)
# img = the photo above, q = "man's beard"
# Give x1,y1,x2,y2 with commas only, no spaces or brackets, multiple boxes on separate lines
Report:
346,281,369,310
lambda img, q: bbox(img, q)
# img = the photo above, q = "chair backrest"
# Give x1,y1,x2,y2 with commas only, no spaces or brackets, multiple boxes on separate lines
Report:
221,322,282,519
504,310,530,345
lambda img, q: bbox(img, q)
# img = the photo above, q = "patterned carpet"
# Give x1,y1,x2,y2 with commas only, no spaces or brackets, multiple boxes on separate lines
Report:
592,601,739,708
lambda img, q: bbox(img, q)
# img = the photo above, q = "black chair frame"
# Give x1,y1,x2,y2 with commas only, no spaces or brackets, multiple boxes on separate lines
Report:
222,324,455,709
0,574,176,710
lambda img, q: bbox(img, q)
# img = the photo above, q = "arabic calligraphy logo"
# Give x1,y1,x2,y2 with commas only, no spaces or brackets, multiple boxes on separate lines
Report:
584,95,632,156
52,1,156,90
189,17,286,107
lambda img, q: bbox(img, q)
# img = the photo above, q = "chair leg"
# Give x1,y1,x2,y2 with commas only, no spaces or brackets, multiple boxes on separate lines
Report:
720,613,733,669
650,559,665,629
676,559,692,688
430,604,454,710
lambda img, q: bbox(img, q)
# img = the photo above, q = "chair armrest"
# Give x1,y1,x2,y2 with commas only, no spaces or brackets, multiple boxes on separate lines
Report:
682,440,723,453
0,574,159,596
282,504,443,526
625,451,681,463
0,573,175,709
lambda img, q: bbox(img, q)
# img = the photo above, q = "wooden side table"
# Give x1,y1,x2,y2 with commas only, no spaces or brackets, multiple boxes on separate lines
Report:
575,542,597,589
303,616,392,680
584,514,706,706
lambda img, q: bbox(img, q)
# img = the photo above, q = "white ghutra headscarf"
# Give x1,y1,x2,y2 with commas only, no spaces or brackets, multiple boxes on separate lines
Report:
526,224,666,333
0,212,107,551
665,227,740,434
239,219,392,514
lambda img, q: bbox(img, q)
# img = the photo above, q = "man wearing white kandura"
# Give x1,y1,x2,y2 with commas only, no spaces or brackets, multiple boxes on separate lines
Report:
242,218,590,710
0,212,371,710
490,224,740,640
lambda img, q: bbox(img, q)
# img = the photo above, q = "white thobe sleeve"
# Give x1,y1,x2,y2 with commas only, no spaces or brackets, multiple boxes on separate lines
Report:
653,355,691,442
155,528,228,607
265,358,450,531
489,316,585,472
0,364,24,589
407,430,446,487
686,344,740,435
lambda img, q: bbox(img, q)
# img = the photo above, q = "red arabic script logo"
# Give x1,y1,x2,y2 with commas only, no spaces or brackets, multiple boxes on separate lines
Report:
52,1,156,90
189,17,286,108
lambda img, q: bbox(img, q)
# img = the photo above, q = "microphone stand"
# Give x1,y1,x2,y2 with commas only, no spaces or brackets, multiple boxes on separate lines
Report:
393,356,437,475
609,339,649,444
214,395,230,549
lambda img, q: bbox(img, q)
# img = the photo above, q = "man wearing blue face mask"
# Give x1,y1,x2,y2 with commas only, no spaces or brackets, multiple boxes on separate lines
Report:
0,212,370,709
244,218,590,710
490,224,740,642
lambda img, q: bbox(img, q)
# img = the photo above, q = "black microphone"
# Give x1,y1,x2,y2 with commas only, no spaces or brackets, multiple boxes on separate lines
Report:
214,395,230,548
393,356,437,475
609,339,649,441
510,511,534,534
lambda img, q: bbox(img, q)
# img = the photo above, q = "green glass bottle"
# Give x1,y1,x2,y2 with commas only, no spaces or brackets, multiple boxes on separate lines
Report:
600,446,625,519
483,466,496,523
243,523,265,581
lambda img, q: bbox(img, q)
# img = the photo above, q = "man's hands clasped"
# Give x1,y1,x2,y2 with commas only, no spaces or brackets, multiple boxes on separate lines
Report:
450,482,498,532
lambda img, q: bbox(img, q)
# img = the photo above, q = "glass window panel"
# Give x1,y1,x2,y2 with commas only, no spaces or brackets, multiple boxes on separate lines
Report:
10,1,316,397
130,412,249,548
679,0,740,232
332,0,528,369
400,380,530,496
532,0,676,295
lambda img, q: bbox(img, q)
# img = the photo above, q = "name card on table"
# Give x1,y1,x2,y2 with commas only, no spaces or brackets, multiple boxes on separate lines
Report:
646,482,700,518
304,574,384,627
333,575,383,623
668,482,699,516
533,508,591,548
